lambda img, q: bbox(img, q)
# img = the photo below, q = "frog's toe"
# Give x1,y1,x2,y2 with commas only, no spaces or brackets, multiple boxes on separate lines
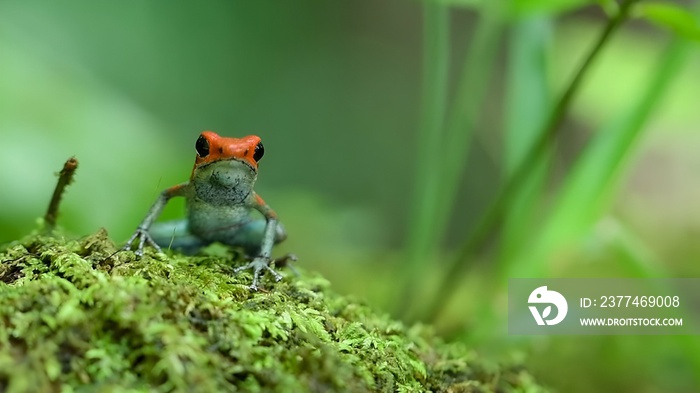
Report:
234,257,282,290
263,263,283,282
123,228,163,259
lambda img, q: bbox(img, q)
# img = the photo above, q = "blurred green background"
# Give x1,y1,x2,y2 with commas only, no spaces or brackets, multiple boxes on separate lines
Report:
2,0,700,391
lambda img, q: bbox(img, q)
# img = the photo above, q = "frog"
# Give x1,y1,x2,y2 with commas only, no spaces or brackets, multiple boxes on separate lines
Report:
122,131,289,290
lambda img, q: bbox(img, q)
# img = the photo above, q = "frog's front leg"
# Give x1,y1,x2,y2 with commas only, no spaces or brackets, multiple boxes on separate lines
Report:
122,183,190,257
234,193,284,290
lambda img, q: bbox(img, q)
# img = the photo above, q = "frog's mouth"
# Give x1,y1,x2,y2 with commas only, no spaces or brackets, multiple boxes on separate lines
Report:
198,157,256,173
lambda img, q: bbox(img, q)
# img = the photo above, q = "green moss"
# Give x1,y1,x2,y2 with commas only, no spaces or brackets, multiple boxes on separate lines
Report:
0,230,547,392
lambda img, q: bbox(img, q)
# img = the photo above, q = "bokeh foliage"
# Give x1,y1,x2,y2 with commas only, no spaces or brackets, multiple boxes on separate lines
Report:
2,0,700,392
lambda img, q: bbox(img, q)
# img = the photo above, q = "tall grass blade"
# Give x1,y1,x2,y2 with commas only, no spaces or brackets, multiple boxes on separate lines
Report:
422,0,641,321
432,1,504,249
501,16,553,263
398,3,450,315
508,38,691,278
398,2,504,318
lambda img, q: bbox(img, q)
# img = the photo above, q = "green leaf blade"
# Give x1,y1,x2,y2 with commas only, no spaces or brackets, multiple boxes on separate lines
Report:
637,2,700,41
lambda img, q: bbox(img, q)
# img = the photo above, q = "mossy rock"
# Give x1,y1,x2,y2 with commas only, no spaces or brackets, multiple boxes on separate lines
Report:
0,230,547,393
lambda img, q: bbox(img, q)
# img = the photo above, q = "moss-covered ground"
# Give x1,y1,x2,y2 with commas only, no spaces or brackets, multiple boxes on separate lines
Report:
0,229,547,392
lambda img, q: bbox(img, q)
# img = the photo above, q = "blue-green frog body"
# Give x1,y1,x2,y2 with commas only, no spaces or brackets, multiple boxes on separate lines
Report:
123,131,287,289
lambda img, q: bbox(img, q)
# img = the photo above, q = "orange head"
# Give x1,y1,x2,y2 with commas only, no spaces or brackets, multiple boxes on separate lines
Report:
193,131,264,171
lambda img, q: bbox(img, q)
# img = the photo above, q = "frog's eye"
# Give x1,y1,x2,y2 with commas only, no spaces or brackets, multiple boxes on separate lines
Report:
195,135,210,157
253,142,264,162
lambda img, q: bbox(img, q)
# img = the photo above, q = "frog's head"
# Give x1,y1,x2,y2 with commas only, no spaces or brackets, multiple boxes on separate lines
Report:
190,131,264,198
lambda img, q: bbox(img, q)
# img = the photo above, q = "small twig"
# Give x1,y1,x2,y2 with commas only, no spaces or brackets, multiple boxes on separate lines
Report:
44,156,79,231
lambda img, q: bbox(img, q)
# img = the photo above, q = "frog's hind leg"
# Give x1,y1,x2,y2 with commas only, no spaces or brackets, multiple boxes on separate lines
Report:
225,219,287,256
149,219,206,255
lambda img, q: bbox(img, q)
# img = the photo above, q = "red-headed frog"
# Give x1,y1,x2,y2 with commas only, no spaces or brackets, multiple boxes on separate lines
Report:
123,131,290,290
